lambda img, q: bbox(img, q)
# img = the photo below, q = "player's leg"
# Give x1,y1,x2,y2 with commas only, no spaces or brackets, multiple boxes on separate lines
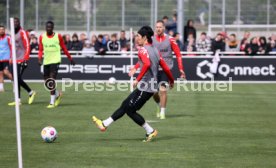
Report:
157,71,169,119
124,90,158,141
159,85,167,119
51,64,62,107
44,64,56,108
3,63,13,81
153,92,160,117
0,70,4,92
17,64,36,104
92,90,138,131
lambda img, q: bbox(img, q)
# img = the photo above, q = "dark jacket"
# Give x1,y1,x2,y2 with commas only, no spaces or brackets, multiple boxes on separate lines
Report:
94,40,107,55
183,26,196,43
107,41,121,51
71,40,83,51
211,39,225,53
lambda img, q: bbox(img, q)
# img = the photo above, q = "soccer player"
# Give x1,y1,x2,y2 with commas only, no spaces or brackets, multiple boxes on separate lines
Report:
38,21,75,108
92,26,174,142
0,25,13,92
129,20,186,119
8,18,36,106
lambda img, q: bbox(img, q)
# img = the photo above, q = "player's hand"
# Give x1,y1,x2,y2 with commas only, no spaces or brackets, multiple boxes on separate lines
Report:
169,81,174,89
70,60,76,66
38,58,42,66
133,80,138,88
128,67,137,77
180,70,186,79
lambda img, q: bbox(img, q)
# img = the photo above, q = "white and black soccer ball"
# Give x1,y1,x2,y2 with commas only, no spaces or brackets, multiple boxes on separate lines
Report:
41,126,58,143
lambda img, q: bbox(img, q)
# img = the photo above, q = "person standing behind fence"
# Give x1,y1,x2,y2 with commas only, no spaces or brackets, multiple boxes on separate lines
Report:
119,30,128,51
196,32,211,52
107,33,121,52
183,19,197,43
8,18,36,106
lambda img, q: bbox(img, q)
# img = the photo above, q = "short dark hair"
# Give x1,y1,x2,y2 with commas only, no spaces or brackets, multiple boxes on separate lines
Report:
111,33,117,38
120,30,125,33
173,32,179,37
98,34,103,39
46,21,54,27
230,33,236,38
156,20,164,25
162,16,169,20
0,25,4,28
137,26,154,43
201,32,207,36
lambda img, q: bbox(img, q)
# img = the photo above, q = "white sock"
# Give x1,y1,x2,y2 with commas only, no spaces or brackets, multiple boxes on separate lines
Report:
103,117,114,127
50,95,56,105
160,108,166,116
28,90,33,96
0,83,3,90
142,122,154,134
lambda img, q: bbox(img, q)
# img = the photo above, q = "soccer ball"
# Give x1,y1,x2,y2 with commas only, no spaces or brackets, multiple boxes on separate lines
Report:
108,77,116,84
41,126,58,143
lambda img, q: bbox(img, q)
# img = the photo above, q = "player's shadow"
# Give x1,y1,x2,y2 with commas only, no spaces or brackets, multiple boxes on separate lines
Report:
154,135,186,142
166,114,194,118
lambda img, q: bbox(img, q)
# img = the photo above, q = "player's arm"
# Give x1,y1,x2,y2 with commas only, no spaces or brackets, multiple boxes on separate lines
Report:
38,35,44,65
170,37,186,78
133,49,150,87
7,36,12,60
159,55,174,88
20,30,30,61
58,34,75,65
128,62,140,77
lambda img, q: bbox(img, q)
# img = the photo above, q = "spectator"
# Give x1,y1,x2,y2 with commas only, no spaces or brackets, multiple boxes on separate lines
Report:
245,37,259,55
211,33,225,53
225,34,240,52
168,30,174,37
91,34,97,48
79,33,87,44
183,19,196,43
64,34,72,50
240,31,250,51
119,30,128,50
102,34,110,46
184,34,196,52
82,40,95,57
162,16,169,33
267,34,276,53
196,32,211,52
71,33,83,51
30,36,39,53
107,33,121,51
173,32,184,51
165,14,177,34
258,36,268,55
95,34,107,55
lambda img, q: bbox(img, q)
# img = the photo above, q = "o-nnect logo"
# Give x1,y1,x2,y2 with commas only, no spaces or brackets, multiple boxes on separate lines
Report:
196,60,214,79
197,60,276,79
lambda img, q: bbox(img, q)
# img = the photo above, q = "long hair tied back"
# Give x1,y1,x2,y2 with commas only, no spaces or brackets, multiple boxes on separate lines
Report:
138,26,154,43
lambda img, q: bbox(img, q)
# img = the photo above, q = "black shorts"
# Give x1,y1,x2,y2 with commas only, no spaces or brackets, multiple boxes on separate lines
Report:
157,70,169,87
43,63,60,79
0,62,9,71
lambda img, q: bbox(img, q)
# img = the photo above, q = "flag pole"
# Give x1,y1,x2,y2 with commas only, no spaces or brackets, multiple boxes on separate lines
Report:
10,17,23,168
130,27,134,92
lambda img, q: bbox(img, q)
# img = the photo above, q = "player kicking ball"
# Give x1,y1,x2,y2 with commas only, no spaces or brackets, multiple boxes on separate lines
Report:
92,26,174,142
38,21,75,108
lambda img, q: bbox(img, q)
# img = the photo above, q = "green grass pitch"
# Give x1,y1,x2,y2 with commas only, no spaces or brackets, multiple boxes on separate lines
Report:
0,83,276,168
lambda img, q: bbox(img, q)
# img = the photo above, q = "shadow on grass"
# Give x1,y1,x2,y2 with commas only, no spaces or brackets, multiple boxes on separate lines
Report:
166,114,195,118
